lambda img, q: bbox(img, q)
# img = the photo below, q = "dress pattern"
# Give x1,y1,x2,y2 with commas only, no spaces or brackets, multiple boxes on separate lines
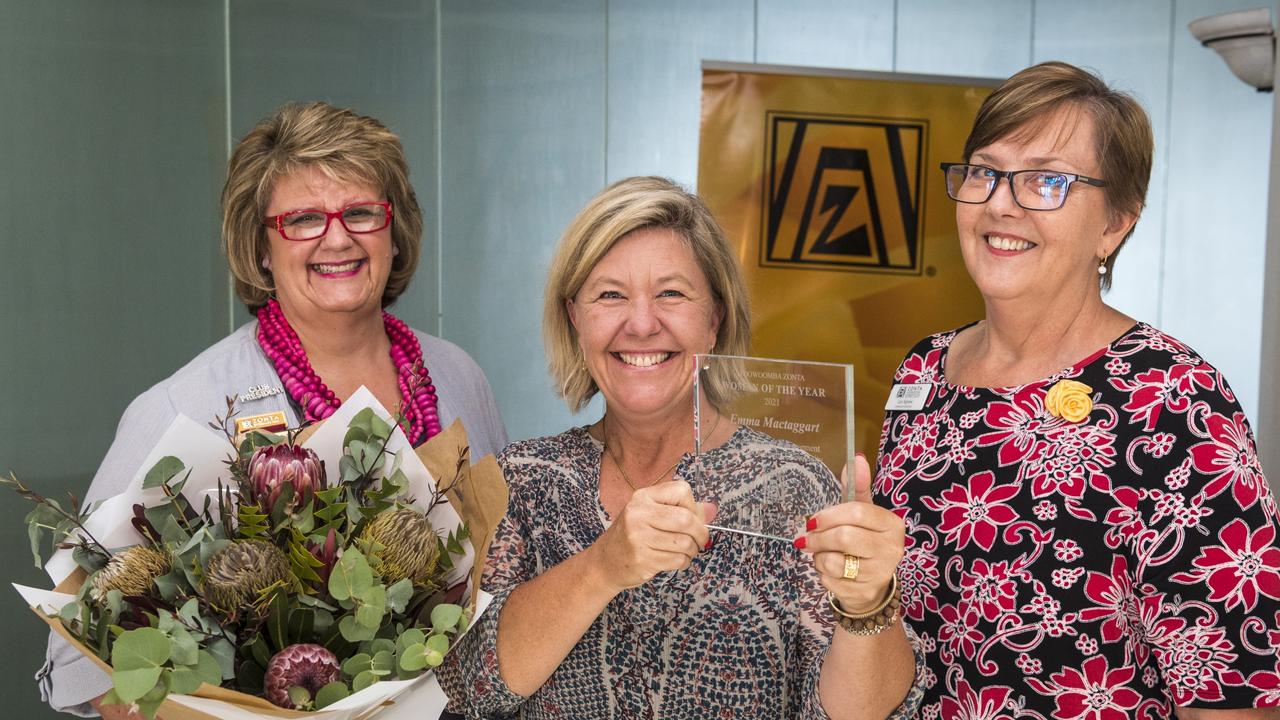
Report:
439,425,925,718
877,322,1280,717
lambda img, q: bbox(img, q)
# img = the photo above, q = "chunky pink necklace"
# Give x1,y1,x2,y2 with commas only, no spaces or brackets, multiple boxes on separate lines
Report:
256,299,442,445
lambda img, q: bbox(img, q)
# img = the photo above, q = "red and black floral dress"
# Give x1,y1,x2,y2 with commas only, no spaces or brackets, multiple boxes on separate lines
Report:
877,322,1280,717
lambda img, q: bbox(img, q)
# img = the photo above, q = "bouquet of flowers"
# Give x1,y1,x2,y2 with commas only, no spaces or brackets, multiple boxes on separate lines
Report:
9,388,503,720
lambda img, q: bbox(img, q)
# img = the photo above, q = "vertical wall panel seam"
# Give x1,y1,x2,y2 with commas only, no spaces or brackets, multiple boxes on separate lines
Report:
753,0,758,63
435,0,444,337
892,0,899,71
604,0,610,184
224,0,235,337
1028,0,1036,64
1156,0,1177,328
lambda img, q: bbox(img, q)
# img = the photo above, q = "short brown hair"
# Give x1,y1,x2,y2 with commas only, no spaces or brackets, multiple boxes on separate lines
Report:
222,102,423,311
964,61,1153,290
544,176,751,412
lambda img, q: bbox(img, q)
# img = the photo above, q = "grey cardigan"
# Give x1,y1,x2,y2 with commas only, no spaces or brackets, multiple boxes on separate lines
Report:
39,321,508,716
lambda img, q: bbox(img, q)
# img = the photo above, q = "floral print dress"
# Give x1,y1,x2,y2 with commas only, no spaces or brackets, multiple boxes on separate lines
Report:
878,322,1280,717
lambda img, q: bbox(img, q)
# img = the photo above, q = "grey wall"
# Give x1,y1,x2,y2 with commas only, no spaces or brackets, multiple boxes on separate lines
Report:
2,1,1275,717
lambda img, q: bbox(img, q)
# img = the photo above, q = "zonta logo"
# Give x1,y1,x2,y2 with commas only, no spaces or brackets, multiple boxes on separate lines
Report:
762,112,926,274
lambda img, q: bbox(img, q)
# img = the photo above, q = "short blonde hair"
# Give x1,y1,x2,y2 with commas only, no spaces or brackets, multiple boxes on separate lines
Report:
965,61,1154,290
544,176,750,412
222,102,423,311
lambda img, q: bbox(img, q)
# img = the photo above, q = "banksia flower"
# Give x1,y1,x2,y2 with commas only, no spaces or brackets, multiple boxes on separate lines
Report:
360,507,440,585
264,643,340,709
91,546,169,600
247,443,323,513
202,540,291,612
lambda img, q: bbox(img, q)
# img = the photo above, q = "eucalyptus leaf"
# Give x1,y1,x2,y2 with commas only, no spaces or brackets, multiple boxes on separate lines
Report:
169,626,198,666
143,457,185,489
398,643,428,672
329,549,373,602
396,628,425,653
385,579,413,614
426,634,450,654
111,627,170,671
168,664,204,695
369,638,396,657
352,669,378,692
134,676,170,720
339,615,377,642
315,681,350,709
288,685,312,709
111,666,163,704
208,638,236,680
355,585,386,629
430,604,463,634
370,649,394,676
341,652,372,676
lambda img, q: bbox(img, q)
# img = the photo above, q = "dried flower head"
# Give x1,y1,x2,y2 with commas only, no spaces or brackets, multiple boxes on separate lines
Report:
202,540,291,612
360,507,440,585
91,545,170,600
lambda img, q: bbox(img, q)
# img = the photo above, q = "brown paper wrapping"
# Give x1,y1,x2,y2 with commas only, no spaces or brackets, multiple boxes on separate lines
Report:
33,418,509,720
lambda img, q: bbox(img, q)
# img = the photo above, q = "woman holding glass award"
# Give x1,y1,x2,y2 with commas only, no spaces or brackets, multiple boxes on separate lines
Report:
880,61,1280,716
439,176,922,719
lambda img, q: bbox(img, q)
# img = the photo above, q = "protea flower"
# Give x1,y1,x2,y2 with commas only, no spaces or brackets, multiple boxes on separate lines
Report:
359,507,440,585
264,643,340,709
91,546,169,600
306,528,339,585
247,443,323,513
202,540,291,612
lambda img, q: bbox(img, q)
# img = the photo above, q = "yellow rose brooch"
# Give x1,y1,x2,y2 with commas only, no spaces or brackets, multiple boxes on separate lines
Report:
1045,379,1093,423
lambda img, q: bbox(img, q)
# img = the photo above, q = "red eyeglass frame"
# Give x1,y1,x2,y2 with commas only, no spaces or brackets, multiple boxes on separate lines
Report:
264,200,393,241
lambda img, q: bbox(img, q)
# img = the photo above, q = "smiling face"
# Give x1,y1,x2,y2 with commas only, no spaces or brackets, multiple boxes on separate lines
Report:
264,165,394,322
568,227,722,423
957,105,1134,306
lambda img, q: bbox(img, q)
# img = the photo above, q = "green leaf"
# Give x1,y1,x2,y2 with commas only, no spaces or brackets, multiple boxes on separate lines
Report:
169,626,198,666
341,652,372,676
430,604,463,634
169,664,204,695
352,669,378,692
355,585,386,629
135,677,170,720
143,456,185,489
426,633,450,655
315,681,350,709
329,549,373,602
207,638,236,680
111,627,171,671
370,649,394,676
288,685,313,709
338,614,376,642
112,666,163,704
398,643,428,672
370,637,396,656
396,628,425,654
385,579,413,614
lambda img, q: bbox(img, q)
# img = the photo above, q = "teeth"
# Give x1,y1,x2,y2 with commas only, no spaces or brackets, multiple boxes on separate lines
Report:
312,260,361,274
985,235,1033,251
617,352,671,368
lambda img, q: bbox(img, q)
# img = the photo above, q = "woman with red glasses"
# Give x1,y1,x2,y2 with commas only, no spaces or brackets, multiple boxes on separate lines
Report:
880,62,1278,716
39,102,507,719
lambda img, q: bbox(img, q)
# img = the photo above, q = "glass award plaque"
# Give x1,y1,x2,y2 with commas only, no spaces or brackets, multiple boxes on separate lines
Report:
694,354,854,540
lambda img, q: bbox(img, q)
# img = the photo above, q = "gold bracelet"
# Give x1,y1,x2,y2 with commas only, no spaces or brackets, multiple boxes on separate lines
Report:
829,575,901,636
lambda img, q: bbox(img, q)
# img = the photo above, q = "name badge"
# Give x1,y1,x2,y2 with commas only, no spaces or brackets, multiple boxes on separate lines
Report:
885,383,932,411
235,411,288,435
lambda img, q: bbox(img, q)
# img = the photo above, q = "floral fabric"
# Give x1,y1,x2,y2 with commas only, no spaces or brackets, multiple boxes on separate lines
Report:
439,425,925,719
878,322,1280,717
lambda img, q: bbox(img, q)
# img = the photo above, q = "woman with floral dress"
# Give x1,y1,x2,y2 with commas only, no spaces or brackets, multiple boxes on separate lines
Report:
879,61,1280,717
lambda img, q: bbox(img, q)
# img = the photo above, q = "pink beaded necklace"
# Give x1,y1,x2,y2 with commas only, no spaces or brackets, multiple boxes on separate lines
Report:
256,299,442,445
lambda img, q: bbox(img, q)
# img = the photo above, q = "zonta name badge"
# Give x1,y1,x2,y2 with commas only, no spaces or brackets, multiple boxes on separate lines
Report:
885,383,931,411
235,411,288,435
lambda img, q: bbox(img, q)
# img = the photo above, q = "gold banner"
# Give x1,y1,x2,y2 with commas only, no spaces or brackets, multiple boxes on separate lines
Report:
698,64,994,462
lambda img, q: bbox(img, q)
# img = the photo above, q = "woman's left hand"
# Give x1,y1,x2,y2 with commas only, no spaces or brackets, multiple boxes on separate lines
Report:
794,454,905,612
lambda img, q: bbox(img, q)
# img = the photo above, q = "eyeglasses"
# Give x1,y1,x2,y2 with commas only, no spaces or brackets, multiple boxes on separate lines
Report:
265,201,392,241
940,163,1106,211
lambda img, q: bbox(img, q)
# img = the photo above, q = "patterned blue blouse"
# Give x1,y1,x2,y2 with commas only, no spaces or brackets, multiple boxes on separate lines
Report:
439,425,924,719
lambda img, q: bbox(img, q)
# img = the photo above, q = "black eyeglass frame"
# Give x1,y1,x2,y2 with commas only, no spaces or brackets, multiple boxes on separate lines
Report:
939,162,1107,211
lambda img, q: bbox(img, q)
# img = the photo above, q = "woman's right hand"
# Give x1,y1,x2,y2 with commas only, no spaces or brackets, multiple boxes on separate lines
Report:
591,479,716,592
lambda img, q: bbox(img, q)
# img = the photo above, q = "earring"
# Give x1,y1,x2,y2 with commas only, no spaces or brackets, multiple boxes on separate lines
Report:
1097,256,1108,275
393,245,401,257
261,256,271,270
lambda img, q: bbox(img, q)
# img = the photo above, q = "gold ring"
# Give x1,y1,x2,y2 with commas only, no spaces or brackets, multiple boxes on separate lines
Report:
842,554,860,581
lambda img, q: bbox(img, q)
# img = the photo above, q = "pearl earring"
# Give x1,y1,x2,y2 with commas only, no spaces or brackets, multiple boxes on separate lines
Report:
1097,256,1108,275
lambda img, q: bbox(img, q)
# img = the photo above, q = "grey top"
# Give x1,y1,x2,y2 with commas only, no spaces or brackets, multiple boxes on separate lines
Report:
39,321,508,716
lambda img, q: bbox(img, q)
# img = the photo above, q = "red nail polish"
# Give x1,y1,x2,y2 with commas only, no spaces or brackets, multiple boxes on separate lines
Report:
704,538,713,551
855,452,866,460
793,536,807,550
806,516,818,532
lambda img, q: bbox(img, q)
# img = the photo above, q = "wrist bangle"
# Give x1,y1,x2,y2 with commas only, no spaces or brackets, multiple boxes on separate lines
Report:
829,575,901,636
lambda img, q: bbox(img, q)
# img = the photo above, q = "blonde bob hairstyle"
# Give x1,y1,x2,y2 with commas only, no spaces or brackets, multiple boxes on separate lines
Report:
964,61,1154,291
544,176,750,413
222,102,423,311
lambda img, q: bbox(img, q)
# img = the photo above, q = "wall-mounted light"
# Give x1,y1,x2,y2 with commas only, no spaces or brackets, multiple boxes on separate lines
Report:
1189,7,1275,92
